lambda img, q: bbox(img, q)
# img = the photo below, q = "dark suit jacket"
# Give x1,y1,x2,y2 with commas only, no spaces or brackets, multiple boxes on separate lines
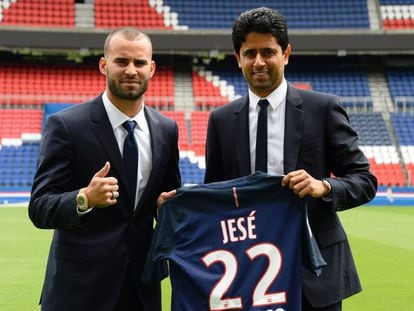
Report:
204,84,377,307
29,95,181,311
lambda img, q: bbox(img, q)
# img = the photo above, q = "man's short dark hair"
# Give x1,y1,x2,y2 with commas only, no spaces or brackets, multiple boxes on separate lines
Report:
103,27,152,57
232,7,289,54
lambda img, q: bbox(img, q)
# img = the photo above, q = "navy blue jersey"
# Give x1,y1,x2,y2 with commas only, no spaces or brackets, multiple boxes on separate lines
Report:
143,172,325,311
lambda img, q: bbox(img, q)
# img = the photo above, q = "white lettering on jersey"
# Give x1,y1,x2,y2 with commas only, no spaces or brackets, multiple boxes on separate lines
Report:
220,211,257,244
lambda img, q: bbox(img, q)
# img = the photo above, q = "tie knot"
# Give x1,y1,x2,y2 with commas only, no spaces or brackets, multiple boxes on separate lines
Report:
258,99,269,109
122,120,137,134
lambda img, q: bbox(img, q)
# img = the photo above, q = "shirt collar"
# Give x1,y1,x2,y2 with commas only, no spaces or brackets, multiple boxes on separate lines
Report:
249,78,288,110
102,91,145,130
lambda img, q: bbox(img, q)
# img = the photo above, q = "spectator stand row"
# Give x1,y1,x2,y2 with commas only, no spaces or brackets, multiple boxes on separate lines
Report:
1,0,413,31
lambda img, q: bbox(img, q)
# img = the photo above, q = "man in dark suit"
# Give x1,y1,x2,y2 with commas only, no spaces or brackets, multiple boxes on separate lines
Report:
204,8,377,311
29,27,180,311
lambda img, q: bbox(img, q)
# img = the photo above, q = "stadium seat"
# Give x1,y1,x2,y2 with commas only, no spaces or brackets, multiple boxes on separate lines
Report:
0,60,174,108
380,1,414,29
163,0,370,29
0,109,42,140
190,111,210,156
391,113,414,145
349,112,393,145
161,111,190,149
0,0,75,27
0,143,40,190
94,0,171,29
192,69,229,110
387,68,414,110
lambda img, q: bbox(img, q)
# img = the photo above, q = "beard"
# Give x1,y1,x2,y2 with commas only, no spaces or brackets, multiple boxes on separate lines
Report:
107,77,149,101
244,70,281,96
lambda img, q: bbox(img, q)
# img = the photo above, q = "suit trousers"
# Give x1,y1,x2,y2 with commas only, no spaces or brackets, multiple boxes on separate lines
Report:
113,265,143,311
302,295,342,311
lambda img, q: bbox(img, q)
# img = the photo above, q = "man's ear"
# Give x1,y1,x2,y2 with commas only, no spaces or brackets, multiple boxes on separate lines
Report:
234,51,241,68
98,57,106,75
284,44,291,65
149,60,156,78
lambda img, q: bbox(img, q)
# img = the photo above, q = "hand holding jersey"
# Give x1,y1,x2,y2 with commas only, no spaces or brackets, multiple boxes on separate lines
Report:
282,169,331,199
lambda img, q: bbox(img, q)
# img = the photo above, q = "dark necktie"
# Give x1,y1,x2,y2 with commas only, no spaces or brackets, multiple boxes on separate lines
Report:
122,120,138,200
255,99,269,173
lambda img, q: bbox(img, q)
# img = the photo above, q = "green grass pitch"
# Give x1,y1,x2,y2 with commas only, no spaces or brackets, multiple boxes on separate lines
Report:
1,205,413,310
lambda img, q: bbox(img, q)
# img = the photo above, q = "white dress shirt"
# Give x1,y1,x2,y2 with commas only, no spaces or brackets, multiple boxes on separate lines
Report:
102,92,152,207
249,78,287,175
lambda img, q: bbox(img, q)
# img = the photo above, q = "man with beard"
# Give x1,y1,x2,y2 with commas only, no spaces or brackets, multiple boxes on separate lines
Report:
29,27,181,311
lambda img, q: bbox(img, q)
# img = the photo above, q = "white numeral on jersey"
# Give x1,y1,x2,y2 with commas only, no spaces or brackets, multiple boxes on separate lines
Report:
201,243,285,310
246,244,286,306
202,250,242,310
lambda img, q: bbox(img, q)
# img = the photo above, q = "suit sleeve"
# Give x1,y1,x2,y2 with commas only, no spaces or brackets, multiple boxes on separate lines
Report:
204,110,225,183
28,114,89,229
324,97,377,210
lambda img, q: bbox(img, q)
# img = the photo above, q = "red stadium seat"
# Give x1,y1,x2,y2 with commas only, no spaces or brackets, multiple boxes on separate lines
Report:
94,0,171,29
1,0,75,27
0,109,42,140
161,111,190,150
0,61,174,107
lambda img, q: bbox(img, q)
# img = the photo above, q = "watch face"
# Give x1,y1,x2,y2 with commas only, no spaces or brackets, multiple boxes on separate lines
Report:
77,194,87,209
77,196,86,206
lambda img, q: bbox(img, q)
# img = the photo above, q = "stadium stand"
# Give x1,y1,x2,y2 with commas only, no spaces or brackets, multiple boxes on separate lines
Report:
1,54,414,189
94,0,172,29
161,110,190,149
0,109,42,140
192,69,230,109
286,63,373,110
0,57,174,108
0,0,414,201
0,60,103,106
392,113,414,184
162,0,370,29
350,112,392,145
386,67,414,110
392,112,414,145
0,0,75,27
190,111,209,156
0,143,39,191
0,0,371,30
380,0,414,29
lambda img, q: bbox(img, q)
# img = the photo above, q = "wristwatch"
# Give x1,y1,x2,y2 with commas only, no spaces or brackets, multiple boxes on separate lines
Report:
76,188,89,212
321,179,332,197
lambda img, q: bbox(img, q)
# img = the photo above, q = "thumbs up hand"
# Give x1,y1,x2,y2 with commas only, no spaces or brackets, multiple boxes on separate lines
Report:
82,162,120,208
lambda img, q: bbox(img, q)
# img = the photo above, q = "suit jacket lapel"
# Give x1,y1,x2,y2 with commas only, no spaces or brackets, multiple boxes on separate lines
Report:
284,85,304,173
90,97,131,201
135,106,161,212
233,96,252,176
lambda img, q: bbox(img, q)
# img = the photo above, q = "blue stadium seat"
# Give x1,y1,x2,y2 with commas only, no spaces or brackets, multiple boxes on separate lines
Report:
349,112,392,145
0,143,39,191
387,68,414,109
179,156,205,185
391,112,414,145
163,0,370,29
